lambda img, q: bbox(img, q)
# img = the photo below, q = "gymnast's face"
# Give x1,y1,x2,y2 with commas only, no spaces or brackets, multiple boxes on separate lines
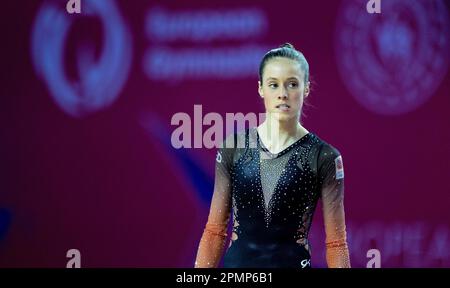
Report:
258,57,309,122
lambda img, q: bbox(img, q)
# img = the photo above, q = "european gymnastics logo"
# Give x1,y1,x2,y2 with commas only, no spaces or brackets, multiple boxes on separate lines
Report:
335,0,449,115
31,0,132,117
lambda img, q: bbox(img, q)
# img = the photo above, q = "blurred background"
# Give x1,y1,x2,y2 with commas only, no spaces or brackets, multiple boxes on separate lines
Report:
0,0,449,267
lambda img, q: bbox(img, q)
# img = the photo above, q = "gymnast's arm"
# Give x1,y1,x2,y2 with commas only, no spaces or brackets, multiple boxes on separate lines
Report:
319,145,351,268
194,138,234,268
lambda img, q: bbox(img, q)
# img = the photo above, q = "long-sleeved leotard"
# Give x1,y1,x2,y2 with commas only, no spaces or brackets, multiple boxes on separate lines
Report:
195,127,350,268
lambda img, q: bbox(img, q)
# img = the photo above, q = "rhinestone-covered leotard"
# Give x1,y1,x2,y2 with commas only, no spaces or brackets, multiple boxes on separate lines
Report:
195,127,350,268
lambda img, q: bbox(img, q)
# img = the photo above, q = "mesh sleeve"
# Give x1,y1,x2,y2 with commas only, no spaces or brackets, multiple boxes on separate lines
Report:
194,134,235,268
318,143,351,268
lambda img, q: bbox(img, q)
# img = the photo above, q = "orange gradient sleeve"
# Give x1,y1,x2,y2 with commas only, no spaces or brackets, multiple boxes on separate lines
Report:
194,136,234,268
319,145,351,268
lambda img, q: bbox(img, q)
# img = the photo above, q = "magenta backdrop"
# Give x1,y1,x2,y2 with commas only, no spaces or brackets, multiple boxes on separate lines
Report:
0,0,449,267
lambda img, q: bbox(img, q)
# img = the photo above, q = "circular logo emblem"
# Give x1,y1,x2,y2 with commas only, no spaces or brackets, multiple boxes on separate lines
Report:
31,0,132,117
335,0,449,115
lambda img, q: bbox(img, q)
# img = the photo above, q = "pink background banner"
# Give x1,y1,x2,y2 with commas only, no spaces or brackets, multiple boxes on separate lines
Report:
0,0,449,267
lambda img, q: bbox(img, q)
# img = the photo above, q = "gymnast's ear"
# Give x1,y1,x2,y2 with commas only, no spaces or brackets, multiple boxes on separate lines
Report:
258,81,264,98
304,81,310,98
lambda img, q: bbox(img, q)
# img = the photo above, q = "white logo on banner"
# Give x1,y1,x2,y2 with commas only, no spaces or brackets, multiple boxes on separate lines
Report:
335,0,449,115
32,0,132,117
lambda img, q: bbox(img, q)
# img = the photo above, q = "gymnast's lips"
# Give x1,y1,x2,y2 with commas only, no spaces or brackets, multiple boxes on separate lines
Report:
276,103,290,111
